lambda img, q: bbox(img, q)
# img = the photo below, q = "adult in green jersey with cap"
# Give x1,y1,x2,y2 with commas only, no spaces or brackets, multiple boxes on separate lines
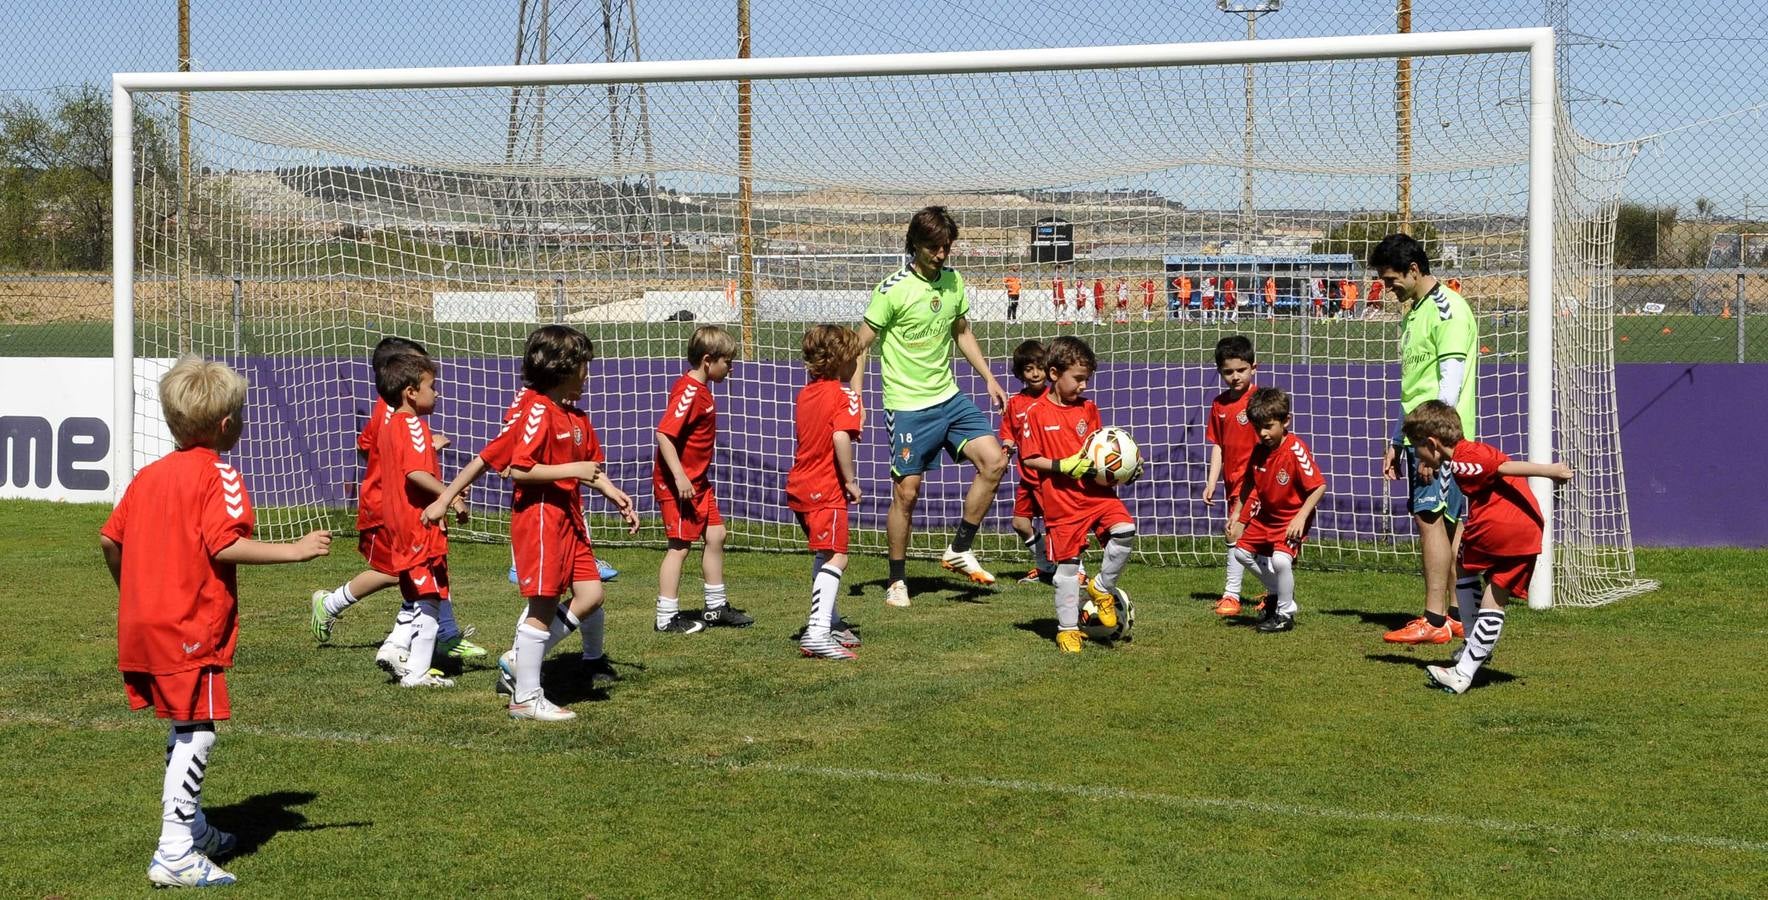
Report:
852,206,1009,609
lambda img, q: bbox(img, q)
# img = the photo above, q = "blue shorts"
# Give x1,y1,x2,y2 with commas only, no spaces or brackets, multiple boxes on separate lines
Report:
1403,444,1468,522
886,393,994,477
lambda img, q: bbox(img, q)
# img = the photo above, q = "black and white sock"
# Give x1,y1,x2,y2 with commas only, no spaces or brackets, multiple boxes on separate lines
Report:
1454,608,1506,679
1024,529,1052,573
400,600,439,684
1456,575,1482,640
803,562,845,644
544,602,581,654
159,722,216,856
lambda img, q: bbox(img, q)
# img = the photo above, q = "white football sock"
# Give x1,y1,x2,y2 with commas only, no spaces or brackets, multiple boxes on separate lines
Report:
544,602,581,654
159,722,216,855
1096,527,1135,593
1270,551,1298,616
804,563,844,642
1221,546,1246,600
1054,562,1082,631
656,596,679,629
704,583,728,611
384,600,419,652
1454,608,1506,680
1024,529,1051,573
399,601,439,684
579,606,605,660
512,622,549,704
321,582,358,617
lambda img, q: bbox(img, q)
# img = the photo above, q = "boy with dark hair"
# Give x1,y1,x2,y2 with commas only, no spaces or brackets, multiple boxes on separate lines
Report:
999,339,1053,584
655,324,748,632
309,337,486,671
787,324,867,659
1202,336,1261,617
104,356,331,887
1404,401,1572,694
1018,336,1140,653
1226,387,1326,633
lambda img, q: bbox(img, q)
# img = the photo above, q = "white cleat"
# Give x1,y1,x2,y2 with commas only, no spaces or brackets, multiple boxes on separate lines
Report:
374,643,409,677
494,650,517,696
884,580,912,608
399,668,456,688
508,694,577,722
799,635,858,660
940,547,996,586
148,848,237,888
1425,665,1474,695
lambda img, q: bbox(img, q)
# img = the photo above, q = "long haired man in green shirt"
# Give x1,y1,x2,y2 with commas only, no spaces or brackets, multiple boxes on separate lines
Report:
852,207,1009,609
1371,234,1478,646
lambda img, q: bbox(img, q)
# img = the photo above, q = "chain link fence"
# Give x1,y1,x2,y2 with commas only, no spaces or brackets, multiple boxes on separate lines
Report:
2,1,1765,362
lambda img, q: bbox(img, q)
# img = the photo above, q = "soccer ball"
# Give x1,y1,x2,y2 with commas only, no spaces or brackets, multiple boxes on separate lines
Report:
1082,426,1143,484
1079,589,1134,642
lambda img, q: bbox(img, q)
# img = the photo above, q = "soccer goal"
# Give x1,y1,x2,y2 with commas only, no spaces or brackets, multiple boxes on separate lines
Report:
111,28,1657,608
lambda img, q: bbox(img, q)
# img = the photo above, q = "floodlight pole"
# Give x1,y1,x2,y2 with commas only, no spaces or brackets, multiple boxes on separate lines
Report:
1219,0,1280,251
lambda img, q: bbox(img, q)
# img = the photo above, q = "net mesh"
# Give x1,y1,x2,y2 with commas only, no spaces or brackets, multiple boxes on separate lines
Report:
126,44,1656,607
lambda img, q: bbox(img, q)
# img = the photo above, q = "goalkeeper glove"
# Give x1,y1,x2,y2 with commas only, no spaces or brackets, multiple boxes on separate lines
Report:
1056,453,1097,481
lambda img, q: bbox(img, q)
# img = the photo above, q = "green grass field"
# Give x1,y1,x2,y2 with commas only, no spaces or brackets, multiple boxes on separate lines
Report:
2,499,1764,897
4,314,1765,362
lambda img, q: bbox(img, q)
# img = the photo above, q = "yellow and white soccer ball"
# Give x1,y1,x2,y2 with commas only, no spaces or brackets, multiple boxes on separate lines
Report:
1082,426,1143,485
1078,590,1134,642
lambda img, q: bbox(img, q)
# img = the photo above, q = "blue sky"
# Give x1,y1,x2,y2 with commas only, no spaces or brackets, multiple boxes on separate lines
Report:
3,1,1763,210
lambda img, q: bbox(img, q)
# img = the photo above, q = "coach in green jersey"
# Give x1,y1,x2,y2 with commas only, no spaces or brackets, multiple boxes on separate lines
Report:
852,206,1009,609
1371,233,1477,646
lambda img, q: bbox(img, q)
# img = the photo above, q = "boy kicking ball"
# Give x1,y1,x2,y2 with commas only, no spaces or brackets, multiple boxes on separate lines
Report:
1403,401,1572,694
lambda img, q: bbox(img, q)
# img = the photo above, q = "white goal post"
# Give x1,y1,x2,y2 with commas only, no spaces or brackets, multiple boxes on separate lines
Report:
110,28,1651,610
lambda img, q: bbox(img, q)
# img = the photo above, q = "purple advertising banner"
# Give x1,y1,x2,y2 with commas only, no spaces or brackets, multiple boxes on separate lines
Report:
1614,363,1768,548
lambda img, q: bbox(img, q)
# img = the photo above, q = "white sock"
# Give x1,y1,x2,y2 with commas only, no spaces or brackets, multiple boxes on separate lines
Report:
159,722,216,856
512,622,548,704
1054,562,1082,631
322,582,358,617
545,602,581,654
579,606,605,660
1024,529,1051,573
1270,551,1298,616
400,601,439,684
1222,547,1246,599
435,599,461,642
705,583,728,611
656,596,679,629
804,563,844,642
1242,549,1281,598
1096,527,1134,594
1454,608,1506,679
385,601,419,652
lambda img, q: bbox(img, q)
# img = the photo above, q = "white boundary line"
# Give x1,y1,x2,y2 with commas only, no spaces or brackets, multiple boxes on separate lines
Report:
6,708,1764,856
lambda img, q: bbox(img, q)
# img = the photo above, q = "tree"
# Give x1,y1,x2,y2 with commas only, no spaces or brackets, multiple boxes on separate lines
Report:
1612,202,1677,268
1310,214,1443,264
0,84,175,271
1695,197,1713,221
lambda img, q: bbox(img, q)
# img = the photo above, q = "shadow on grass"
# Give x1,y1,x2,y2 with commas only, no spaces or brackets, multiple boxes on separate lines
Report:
1364,652,1518,686
1012,617,1060,641
207,791,367,857
541,655,631,707
849,576,996,604
1188,591,1223,602
1321,607,1419,631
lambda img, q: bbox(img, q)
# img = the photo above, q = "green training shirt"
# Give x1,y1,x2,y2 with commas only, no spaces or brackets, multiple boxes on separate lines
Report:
863,265,969,411
1398,280,1479,441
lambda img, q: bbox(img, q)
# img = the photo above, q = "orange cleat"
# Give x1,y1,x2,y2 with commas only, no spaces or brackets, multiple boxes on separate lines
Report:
1449,617,1466,639
1213,596,1242,616
1384,616,1453,644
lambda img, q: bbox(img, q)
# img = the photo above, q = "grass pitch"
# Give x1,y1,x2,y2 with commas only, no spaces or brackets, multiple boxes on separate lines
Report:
1,499,1763,896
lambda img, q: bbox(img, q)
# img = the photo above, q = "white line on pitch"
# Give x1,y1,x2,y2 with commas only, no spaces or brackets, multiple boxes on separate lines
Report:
6,708,1764,855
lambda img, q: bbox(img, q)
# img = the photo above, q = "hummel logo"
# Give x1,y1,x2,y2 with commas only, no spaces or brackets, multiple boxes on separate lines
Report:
171,807,195,822
1290,443,1316,477
673,392,695,418
556,432,571,440
411,542,425,553
182,641,201,655
521,576,533,586
412,575,429,587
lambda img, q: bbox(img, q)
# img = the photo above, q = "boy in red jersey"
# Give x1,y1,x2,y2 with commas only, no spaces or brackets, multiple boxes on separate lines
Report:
1226,387,1326,633
1173,274,1193,321
1200,277,1218,323
786,325,866,659
429,325,639,719
1404,401,1572,694
1223,277,1240,322
998,339,1053,584
1018,336,1141,653
654,325,749,632
1140,277,1157,321
1201,336,1261,617
1263,276,1279,319
1054,275,1070,325
309,338,485,671
102,356,330,888
373,353,465,688
1114,278,1130,324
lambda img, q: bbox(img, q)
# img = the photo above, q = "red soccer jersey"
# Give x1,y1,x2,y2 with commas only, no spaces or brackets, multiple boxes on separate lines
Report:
1237,433,1326,530
1368,280,1384,305
1020,396,1116,524
1447,439,1544,558
785,379,863,512
480,391,604,541
377,410,447,571
653,373,718,497
1000,387,1049,482
1141,279,1157,308
1092,280,1106,311
102,446,254,675
1224,279,1239,307
1207,384,1260,490
355,396,395,530
1053,278,1066,304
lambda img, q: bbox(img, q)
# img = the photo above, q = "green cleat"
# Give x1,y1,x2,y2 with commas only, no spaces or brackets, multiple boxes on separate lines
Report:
437,634,488,659
309,590,337,643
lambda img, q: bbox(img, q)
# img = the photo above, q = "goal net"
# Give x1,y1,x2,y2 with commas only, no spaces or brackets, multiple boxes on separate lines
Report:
116,31,1657,608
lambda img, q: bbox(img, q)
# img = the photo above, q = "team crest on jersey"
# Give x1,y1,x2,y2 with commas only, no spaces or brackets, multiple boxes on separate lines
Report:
1236,411,1249,425
929,296,942,312
573,425,584,445
900,446,912,461
1276,470,1290,486
1074,421,1088,437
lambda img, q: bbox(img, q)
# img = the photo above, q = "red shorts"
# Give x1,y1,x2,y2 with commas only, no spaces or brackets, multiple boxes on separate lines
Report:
1460,545,1535,601
398,556,450,601
795,506,850,554
124,666,230,721
1235,520,1306,560
512,519,600,598
659,484,722,542
1045,497,1134,562
1012,482,1043,520
358,526,397,574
